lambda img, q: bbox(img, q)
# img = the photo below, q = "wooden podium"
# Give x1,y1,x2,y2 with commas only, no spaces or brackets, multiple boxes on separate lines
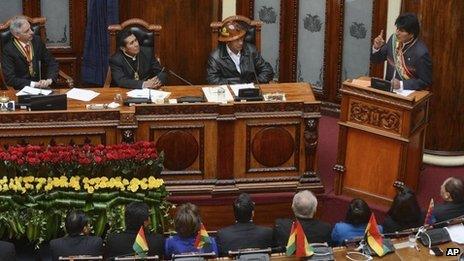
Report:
334,78,432,205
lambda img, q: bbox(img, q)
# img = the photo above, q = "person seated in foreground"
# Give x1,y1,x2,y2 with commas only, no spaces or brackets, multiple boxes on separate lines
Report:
206,21,274,85
165,203,218,258
2,15,59,90
216,193,273,256
331,198,382,246
109,29,167,89
433,177,464,223
49,210,103,261
273,190,332,247
382,186,423,233
0,240,15,261
106,202,164,258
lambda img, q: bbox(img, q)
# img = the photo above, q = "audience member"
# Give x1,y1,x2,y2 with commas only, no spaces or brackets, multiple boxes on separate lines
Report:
109,29,167,89
383,187,423,233
2,15,59,90
216,193,273,255
165,203,218,258
106,202,164,258
331,198,382,246
0,240,15,261
433,177,464,222
206,21,274,85
273,190,332,247
49,210,102,261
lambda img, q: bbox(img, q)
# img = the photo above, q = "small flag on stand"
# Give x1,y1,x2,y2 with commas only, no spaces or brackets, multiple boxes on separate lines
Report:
133,226,149,257
364,214,390,257
194,223,212,249
285,220,314,257
424,198,435,225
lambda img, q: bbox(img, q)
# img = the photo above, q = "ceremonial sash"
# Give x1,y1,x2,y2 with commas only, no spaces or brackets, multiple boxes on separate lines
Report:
13,38,35,76
391,34,416,81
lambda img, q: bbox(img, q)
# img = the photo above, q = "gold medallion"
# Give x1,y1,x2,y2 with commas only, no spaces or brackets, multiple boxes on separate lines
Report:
134,72,139,80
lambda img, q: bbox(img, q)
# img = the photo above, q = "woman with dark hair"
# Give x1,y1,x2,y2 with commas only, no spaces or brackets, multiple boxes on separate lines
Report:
331,198,382,246
433,177,464,222
165,203,218,258
382,188,423,233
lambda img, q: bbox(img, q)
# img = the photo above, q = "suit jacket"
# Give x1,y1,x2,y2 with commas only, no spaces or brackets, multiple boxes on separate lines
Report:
217,222,273,256
106,229,164,259
2,35,59,90
0,241,15,261
165,234,218,258
331,222,383,246
49,235,102,261
433,201,464,223
206,43,274,85
273,218,332,247
370,35,432,90
109,47,167,89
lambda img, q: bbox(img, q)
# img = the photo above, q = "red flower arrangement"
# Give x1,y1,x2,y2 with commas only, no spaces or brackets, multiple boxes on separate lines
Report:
0,142,163,178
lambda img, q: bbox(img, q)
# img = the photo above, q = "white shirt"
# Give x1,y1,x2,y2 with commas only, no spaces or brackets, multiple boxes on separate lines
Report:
226,45,241,73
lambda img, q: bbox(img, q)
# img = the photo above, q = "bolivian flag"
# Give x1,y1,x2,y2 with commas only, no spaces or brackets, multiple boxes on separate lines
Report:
133,226,149,257
424,198,434,226
194,223,212,249
365,214,390,257
286,220,314,257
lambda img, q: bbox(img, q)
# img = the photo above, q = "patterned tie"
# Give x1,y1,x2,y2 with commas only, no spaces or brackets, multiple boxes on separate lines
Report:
24,44,31,61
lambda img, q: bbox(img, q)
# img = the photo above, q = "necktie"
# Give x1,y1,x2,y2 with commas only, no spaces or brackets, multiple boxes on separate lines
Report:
24,44,31,61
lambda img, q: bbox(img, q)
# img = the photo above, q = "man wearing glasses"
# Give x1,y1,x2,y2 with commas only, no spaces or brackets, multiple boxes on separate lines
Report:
2,15,58,90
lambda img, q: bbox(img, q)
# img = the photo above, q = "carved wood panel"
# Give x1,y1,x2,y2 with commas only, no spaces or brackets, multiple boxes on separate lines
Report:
348,99,402,134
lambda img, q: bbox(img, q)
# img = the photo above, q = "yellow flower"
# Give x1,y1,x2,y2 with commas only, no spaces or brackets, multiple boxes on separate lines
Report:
23,176,35,183
2,184,9,191
129,185,139,193
87,186,95,194
0,176,8,185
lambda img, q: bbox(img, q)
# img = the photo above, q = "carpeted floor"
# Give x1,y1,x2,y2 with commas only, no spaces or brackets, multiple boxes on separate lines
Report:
316,115,464,224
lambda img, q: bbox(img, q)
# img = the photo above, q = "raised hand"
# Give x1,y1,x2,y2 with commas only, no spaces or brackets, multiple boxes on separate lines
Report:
373,30,385,49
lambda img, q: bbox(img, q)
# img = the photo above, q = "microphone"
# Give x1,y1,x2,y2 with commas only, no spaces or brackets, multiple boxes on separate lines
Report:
271,246,287,254
163,66,193,86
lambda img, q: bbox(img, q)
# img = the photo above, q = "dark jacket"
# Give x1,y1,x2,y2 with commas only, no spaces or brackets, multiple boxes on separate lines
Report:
433,201,464,223
382,212,424,234
49,235,103,261
273,218,332,247
206,43,274,85
0,241,15,261
106,229,164,259
217,222,273,256
370,35,432,90
109,46,167,89
2,35,59,90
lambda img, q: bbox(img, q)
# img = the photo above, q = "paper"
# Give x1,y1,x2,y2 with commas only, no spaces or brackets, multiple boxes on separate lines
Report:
229,83,255,96
351,79,371,88
66,88,100,102
445,223,464,244
126,89,171,102
394,89,415,97
202,85,234,103
16,86,53,96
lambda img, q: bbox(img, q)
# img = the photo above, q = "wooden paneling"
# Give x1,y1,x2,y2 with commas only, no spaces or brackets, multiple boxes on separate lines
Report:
403,0,464,154
119,0,221,85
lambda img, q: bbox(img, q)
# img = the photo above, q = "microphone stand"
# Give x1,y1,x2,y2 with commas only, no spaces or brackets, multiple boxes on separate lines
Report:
166,68,193,86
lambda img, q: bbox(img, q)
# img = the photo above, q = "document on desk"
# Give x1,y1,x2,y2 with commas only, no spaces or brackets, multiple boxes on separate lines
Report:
229,83,255,96
202,85,233,103
445,223,464,244
394,89,415,97
16,86,53,96
126,89,171,100
66,88,100,101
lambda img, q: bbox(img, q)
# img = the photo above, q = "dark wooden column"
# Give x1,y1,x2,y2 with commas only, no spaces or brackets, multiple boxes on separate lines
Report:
403,0,464,155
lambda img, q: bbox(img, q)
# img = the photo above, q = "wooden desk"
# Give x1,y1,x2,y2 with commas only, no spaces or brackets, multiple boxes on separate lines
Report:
0,83,322,197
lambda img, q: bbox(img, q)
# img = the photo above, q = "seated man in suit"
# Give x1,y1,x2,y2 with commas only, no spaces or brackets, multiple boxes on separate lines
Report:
274,190,332,247
2,15,59,90
0,241,15,261
49,210,103,261
433,177,464,223
217,193,273,256
109,29,167,89
106,202,164,258
206,21,274,85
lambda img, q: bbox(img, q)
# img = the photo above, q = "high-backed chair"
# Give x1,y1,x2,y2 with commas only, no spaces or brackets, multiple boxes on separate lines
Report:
210,15,262,52
0,16,73,90
104,18,162,88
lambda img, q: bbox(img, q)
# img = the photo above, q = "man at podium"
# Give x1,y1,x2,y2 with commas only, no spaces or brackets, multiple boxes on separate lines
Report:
371,13,432,90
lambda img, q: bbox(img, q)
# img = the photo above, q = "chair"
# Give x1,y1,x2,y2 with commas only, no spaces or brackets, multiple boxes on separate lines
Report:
0,16,73,90
210,15,262,52
58,255,103,261
104,18,162,88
